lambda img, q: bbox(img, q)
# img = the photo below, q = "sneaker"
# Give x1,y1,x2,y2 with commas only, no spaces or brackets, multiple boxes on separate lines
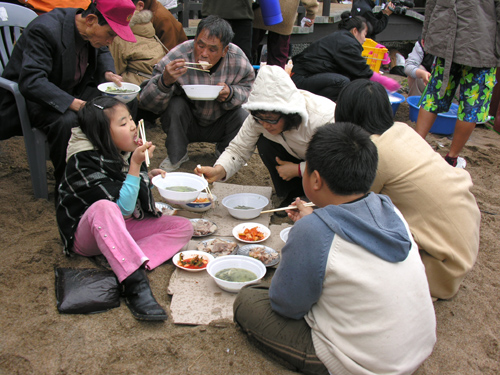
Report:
159,152,189,172
455,156,467,169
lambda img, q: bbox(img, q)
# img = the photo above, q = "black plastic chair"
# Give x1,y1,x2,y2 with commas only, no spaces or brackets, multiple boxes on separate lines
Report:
0,2,49,199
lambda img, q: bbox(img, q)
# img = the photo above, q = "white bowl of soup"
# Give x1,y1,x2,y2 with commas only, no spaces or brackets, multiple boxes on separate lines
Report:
222,193,269,220
98,82,141,104
152,172,207,204
182,84,223,100
206,255,266,293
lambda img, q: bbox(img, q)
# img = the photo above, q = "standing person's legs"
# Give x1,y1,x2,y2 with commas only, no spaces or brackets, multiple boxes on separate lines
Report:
292,73,350,102
251,28,267,65
226,19,253,62
159,96,196,164
256,135,304,201
266,31,290,68
234,284,329,375
186,107,248,155
448,65,496,158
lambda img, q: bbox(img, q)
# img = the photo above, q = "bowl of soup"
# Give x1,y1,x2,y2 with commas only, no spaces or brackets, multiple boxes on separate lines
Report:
98,82,141,104
222,193,269,220
182,85,223,100
206,255,266,293
152,172,208,204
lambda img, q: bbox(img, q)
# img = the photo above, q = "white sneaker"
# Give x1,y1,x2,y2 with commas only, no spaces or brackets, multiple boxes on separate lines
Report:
159,153,189,172
455,156,467,169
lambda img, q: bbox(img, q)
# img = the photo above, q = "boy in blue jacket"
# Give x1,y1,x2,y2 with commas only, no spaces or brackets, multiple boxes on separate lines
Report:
234,122,436,375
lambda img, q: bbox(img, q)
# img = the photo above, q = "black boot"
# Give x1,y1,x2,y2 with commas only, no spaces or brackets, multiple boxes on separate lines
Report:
122,268,167,321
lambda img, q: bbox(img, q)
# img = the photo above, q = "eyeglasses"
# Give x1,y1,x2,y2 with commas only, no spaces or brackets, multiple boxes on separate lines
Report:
252,115,282,125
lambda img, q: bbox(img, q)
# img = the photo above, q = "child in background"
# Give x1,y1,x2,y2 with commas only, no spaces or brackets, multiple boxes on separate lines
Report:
234,122,436,375
56,96,193,321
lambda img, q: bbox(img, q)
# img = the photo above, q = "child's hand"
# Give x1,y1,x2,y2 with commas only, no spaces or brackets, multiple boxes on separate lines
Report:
276,158,299,181
287,198,314,222
131,142,155,169
148,168,166,181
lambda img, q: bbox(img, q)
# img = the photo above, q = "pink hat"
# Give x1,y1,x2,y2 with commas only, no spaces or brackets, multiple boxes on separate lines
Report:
94,0,137,43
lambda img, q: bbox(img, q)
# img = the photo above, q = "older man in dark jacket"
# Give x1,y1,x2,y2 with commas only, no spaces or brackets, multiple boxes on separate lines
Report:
0,0,136,191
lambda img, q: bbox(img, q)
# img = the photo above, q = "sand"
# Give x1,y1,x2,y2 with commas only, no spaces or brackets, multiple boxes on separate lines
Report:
1,100,499,374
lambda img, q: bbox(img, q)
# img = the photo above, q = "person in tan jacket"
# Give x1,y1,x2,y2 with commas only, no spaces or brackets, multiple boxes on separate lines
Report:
109,0,166,86
252,0,318,68
335,79,480,300
142,0,187,51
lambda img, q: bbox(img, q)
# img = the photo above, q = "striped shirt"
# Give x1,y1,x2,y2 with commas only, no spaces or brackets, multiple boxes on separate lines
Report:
139,40,255,127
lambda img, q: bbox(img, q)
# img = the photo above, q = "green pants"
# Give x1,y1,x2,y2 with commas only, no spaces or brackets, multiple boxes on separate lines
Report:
233,284,329,375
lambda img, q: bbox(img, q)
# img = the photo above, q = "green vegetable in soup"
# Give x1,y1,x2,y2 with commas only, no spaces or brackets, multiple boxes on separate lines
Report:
215,268,258,282
234,205,254,210
164,186,197,192
105,86,135,94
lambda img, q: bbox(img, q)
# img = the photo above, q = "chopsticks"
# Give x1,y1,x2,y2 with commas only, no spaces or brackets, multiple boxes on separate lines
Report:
197,164,217,206
138,119,150,167
184,62,213,68
185,66,210,73
260,202,316,214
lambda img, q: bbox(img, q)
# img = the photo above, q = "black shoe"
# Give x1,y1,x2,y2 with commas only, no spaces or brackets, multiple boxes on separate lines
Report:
122,268,167,321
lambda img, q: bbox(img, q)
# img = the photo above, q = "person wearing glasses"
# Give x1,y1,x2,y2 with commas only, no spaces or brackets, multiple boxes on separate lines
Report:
195,65,336,215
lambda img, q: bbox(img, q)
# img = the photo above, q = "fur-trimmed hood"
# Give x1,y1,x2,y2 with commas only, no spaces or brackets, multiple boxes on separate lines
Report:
243,65,309,127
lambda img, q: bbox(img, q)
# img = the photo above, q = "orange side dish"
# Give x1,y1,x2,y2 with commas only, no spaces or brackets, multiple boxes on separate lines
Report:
238,227,265,241
177,254,208,269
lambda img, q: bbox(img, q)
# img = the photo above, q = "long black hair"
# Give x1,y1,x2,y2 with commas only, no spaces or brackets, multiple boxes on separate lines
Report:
335,79,394,135
78,96,130,167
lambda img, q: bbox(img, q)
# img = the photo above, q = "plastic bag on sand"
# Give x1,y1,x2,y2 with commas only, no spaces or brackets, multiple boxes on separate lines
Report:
55,268,121,314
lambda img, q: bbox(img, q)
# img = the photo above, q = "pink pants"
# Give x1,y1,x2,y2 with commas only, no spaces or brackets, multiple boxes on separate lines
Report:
73,200,193,282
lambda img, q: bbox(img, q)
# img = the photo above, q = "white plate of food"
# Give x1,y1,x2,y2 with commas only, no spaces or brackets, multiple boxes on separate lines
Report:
190,218,218,237
155,202,176,216
232,223,270,244
197,238,239,258
172,250,214,272
237,245,280,267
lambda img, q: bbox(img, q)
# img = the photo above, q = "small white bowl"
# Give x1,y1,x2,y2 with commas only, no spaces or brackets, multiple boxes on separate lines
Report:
182,84,223,100
179,192,217,212
152,173,207,205
206,255,266,293
232,222,270,244
98,82,141,104
280,227,291,243
222,193,269,220
172,250,214,272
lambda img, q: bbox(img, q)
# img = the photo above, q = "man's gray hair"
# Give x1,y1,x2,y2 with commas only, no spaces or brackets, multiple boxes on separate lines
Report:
195,15,234,48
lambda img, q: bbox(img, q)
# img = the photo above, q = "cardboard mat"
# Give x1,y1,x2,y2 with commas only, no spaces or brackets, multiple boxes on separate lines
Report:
167,183,293,325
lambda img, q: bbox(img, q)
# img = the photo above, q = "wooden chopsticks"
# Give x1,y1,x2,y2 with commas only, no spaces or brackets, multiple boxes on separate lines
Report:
260,202,315,214
185,66,210,73
138,119,150,167
197,164,217,206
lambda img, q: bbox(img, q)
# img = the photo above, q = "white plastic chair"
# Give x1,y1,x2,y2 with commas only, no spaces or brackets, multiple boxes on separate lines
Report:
0,2,49,199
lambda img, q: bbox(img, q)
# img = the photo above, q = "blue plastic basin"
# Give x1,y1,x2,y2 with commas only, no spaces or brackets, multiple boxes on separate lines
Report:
389,92,405,116
407,96,458,135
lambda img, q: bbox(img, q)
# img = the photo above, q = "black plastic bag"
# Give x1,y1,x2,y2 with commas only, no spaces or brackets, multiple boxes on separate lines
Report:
55,268,121,314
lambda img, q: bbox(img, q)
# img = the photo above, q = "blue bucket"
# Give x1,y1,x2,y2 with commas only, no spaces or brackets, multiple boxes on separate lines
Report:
260,0,283,26
389,93,405,116
407,96,458,135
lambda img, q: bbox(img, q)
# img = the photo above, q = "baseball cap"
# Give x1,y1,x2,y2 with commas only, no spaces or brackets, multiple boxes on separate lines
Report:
94,0,137,43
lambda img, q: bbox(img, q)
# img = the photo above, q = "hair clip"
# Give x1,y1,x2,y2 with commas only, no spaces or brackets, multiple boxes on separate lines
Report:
93,103,104,109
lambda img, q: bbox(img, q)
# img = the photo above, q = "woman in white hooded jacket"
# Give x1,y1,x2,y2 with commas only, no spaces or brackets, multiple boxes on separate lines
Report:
195,65,336,210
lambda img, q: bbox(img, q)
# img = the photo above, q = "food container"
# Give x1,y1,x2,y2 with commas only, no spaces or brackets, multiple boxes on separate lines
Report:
97,82,141,104
182,85,223,100
407,96,458,135
172,250,214,272
232,222,270,244
389,92,405,116
179,192,217,212
206,255,266,293
152,172,207,205
222,193,269,220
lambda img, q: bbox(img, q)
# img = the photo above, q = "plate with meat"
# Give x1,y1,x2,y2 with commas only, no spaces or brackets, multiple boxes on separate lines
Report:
155,202,176,216
196,238,239,258
232,223,270,244
237,245,280,267
190,218,218,237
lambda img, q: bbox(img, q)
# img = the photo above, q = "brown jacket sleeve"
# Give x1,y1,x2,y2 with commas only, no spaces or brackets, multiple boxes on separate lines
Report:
143,0,187,50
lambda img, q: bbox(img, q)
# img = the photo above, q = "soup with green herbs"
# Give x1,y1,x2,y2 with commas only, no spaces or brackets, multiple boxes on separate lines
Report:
215,268,258,282
165,186,197,192
233,205,254,210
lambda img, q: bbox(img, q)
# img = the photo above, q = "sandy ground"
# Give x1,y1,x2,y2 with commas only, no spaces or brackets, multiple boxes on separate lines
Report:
1,98,500,374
